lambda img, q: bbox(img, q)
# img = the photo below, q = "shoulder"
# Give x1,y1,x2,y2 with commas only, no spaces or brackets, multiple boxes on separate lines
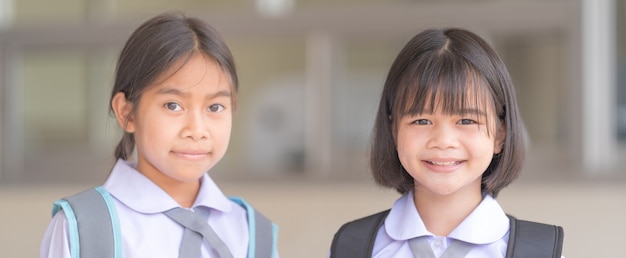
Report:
226,197,279,258
40,210,71,258
506,214,564,237
506,215,564,258
333,209,390,242
333,193,411,241
227,196,277,230
337,210,390,232
330,210,390,258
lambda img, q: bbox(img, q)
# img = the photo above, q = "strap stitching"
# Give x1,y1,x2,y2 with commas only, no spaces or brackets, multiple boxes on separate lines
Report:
229,197,256,258
53,200,80,258
94,187,123,258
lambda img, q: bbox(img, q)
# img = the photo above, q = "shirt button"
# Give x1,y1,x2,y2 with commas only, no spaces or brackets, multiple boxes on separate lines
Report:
433,237,444,248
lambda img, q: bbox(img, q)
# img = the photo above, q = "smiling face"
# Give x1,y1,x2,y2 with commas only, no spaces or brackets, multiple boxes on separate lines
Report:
395,84,504,198
117,53,233,187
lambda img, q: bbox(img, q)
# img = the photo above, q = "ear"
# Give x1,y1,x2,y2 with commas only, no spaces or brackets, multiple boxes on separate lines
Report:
493,122,506,154
111,92,136,133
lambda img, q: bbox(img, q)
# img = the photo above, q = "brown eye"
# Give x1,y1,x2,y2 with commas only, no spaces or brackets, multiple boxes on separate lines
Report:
412,119,431,125
208,104,225,113
165,102,182,111
458,119,477,125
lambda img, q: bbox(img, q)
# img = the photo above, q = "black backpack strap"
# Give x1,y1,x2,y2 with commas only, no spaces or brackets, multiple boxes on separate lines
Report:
51,187,122,258
506,215,564,258
330,209,390,258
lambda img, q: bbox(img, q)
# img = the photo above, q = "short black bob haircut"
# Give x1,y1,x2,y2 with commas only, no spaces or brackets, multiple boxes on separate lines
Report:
370,28,525,197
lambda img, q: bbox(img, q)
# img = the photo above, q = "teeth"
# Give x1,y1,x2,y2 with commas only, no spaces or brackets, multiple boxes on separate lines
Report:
430,161,457,166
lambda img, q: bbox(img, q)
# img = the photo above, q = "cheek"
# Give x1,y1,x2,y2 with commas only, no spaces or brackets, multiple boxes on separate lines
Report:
218,125,232,144
135,112,178,141
213,117,233,142
395,129,419,161
395,129,407,154
467,137,497,162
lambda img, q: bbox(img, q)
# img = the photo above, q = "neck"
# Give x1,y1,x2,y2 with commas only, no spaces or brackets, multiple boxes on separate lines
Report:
413,185,483,236
138,168,201,208
161,180,201,208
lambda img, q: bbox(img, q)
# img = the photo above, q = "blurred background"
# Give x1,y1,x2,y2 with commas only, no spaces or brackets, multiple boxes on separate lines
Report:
0,0,624,257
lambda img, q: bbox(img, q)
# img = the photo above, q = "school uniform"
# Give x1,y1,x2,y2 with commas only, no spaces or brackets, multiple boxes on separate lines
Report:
372,191,510,258
40,159,250,258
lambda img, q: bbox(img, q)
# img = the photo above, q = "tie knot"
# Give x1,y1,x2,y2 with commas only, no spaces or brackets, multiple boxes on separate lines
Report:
163,207,234,258
164,208,208,233
409,236,473,258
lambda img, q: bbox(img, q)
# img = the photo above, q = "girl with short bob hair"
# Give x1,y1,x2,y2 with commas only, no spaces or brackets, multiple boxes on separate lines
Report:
331,28,563,257
371,28,525,197
41,12,278,258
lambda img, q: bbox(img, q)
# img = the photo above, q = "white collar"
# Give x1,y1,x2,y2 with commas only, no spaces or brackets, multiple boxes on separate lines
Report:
384,191,509,244
103,159,233,214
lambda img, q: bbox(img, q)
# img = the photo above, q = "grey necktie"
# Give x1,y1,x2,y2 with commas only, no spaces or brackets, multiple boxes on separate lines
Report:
408,236,473,258
164,207,234,258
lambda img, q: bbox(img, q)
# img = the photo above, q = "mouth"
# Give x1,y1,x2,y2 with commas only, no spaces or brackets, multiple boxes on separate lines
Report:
424,160,463,166
172,151,210,160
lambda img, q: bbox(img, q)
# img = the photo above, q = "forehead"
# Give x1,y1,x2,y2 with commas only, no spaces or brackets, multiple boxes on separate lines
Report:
151,53,232,93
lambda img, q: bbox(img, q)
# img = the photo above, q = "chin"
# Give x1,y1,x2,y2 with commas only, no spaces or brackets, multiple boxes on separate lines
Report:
173,173,205,183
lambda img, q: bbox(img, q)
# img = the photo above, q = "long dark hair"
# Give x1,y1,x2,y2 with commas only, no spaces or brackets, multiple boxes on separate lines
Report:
109,12,238,160
370,28,525,197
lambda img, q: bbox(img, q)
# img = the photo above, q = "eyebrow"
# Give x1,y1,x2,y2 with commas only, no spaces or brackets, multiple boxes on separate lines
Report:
156,87,232,99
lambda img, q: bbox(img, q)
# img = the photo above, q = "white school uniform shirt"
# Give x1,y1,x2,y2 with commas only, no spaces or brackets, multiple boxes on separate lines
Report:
40,159,250,258
372,191,510,258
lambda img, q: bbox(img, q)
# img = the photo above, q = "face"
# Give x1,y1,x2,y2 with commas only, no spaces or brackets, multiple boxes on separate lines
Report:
395,92,504,198
118,54,233,186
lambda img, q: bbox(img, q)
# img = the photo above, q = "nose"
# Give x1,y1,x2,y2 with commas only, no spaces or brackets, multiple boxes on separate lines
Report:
425,123,459,150
181,111,210,141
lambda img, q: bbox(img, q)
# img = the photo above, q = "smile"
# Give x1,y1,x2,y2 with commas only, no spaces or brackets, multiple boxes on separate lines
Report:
426,160,462,166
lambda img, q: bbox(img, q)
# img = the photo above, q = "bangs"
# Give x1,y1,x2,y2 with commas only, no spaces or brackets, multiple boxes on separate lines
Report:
393,52,497,131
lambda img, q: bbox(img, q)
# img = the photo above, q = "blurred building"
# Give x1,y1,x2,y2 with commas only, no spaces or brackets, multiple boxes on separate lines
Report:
0,0,624,184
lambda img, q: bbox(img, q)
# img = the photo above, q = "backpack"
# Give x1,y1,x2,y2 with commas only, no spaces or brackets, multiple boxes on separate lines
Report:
51,186,278,258
330,209,563,258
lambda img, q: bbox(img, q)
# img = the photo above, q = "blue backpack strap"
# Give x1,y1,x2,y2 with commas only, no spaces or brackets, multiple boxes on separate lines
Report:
51,187,122,258
229,196,278,258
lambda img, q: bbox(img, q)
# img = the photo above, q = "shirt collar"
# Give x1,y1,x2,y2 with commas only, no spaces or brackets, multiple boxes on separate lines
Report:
384,192,430,240
384,191,509,244
103,159,233,214
448,194,509,244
